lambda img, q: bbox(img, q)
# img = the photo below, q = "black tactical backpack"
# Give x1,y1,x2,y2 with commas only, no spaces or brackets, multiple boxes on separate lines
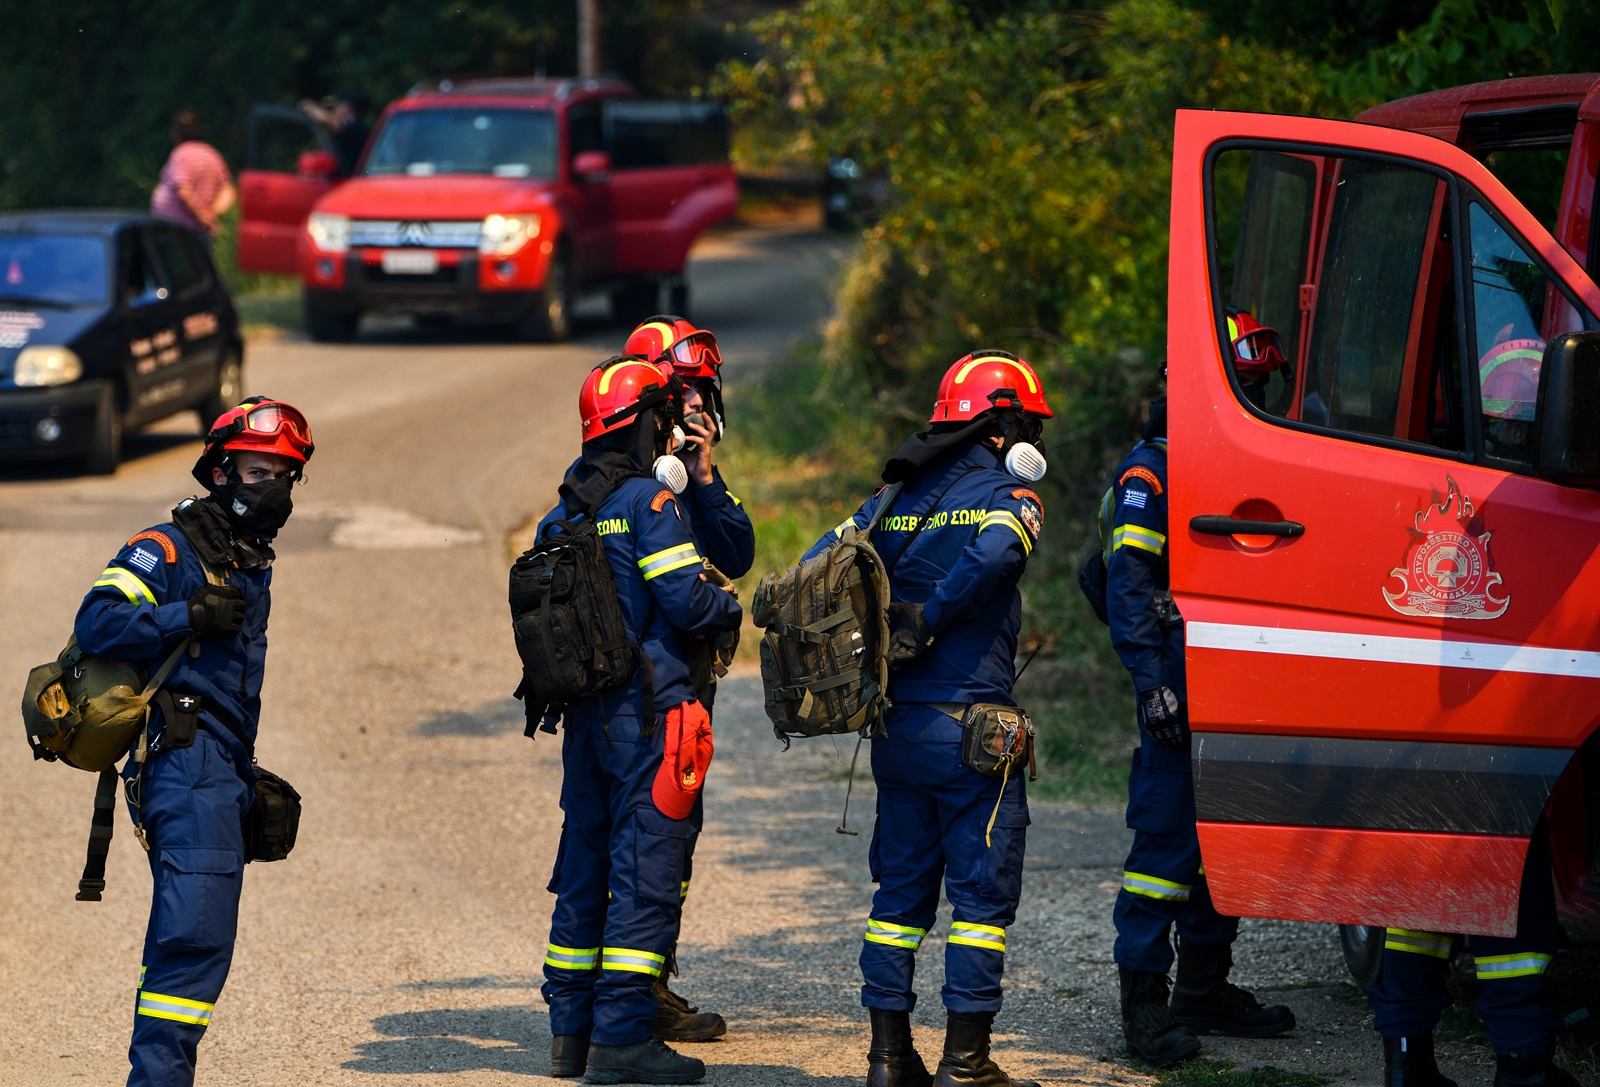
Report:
510,512,648,735
752,484,900,743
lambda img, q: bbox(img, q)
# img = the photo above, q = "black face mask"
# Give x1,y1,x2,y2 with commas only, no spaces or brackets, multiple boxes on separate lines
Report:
221,477,294,540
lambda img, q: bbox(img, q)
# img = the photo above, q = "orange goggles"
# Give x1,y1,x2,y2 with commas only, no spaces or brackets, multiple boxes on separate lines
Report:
664,332,722,375
1233,328,1286,370
214,401,315,455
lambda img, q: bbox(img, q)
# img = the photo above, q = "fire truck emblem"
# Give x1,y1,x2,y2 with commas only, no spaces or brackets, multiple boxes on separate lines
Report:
1382,477,1509,620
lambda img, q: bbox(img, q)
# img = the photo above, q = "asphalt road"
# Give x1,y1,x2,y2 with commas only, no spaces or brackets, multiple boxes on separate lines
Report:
2,223,1392,1086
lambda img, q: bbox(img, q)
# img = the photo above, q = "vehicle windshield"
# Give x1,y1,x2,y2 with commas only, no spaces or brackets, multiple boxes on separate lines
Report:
0,233,109,306
362,108,557,180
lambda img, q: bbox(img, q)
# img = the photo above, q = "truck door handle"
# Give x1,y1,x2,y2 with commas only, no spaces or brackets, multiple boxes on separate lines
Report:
1190,515,1304,539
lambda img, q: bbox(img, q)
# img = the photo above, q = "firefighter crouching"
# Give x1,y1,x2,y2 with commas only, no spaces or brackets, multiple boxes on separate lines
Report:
534,358,742,1084
73,398,313,1087
802,351,1052,1087
624,316,755,1045
1103,378,1296,1068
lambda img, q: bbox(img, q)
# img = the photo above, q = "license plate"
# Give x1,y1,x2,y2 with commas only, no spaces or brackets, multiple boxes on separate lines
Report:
380,250,440,275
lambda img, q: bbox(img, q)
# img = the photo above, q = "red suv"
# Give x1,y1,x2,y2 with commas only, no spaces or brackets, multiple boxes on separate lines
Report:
237,78,738,342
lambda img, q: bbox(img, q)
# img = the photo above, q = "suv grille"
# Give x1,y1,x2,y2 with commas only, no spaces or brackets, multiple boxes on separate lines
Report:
349,220,481,249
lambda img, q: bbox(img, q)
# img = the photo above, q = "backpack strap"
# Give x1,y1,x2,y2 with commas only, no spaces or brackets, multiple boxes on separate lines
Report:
76,633,194,903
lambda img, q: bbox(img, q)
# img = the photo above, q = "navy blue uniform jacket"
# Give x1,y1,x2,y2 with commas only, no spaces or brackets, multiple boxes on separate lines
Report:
74,513,268,768
537,476,743,717
803,443,1042,705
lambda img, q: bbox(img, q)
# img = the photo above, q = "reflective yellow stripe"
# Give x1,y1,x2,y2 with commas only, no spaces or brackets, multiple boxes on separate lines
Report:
1385,929,1452,959
1111,524,1165,555
979,510,1032,555
680,880,691,899
727,491,742,506
601,947,667,975
864,918,927,949
637,542,701,581
544,944,600,970
598,360,660,395
1475,952,1552,980
948,921,1007,952
1121,870,1191,901
95,566,156,605
833,517,858,538
136,989,214,1026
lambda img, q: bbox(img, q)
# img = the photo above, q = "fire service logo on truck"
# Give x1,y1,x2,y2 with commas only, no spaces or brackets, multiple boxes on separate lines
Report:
1383,477,1509,620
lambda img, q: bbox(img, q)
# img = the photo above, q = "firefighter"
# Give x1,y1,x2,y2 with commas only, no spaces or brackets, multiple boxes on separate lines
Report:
539,357,743,1084
1104,381,1296,1068
804,351,1052,1087
1371,821,1576,1087
623,316,755,1045
1225,308,1290,415
72,397,314,1087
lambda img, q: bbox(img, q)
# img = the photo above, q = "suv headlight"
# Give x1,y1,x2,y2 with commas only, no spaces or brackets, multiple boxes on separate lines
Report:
13,346,83,387
480,213,540,257
308,212,351,253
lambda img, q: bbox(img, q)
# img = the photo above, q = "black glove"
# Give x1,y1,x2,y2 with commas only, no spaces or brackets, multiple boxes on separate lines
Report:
1137,686,1189,747
885,602,934,665
187,584,244,637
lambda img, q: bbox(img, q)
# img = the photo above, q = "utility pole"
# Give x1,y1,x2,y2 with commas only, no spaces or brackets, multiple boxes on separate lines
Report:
578,0,600,78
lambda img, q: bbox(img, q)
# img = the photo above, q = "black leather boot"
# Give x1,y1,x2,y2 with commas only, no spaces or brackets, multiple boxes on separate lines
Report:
1119,968,1201,1068
1170,938,1297,1037
583,1038,706,1084
1493,1050,1581,1087
1383,1035,1458,1087
931,1010,1040,1087
651,975,728,1042
552,1033,590,1078
867,1007,933,1087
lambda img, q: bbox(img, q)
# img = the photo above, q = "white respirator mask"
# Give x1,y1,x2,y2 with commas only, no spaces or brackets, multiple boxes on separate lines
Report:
654,455,689,494
1005,442,1047,482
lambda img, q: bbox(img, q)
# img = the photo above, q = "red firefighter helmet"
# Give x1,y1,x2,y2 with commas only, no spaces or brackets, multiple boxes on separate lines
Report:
192,397,314,485
579,355,682,441
1226,309,1287,374
1479,338,1545,421
930,350,1052,423
625,315,722,379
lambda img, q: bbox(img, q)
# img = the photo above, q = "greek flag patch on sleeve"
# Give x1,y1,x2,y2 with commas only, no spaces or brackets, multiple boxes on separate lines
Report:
1123,488,1148,510
128,546,161,574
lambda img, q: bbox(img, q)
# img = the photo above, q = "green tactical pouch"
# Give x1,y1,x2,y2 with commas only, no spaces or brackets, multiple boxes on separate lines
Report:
22,636,190,773
959,703,1037,779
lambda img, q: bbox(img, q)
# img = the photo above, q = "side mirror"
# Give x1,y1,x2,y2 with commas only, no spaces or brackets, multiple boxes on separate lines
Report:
572,150,612,182
297,150,339,179
1533,331,1600,487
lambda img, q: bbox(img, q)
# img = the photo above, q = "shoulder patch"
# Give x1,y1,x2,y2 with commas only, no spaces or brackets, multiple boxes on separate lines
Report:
1118,465,1163,494
651,489,675,512
126,530,177,563
1010,488,1041,507
1018,496,1043,541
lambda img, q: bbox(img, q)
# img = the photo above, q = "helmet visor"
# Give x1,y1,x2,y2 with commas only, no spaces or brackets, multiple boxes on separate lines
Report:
1233,327,1286,369
239,402,313,446
667,332,722,374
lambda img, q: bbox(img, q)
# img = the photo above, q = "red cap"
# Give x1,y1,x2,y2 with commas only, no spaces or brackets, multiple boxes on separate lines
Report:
652,701,714,819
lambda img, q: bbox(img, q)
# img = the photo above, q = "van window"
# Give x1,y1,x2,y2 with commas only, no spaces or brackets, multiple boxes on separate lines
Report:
364,109,558,179
1466,199,1598,463
118,230,165,306
1213,147,1463,452
150,228,210,299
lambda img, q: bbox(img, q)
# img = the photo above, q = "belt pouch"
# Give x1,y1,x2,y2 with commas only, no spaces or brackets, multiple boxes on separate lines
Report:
959,703,1035,777
153,690,200,749
244,766,302,863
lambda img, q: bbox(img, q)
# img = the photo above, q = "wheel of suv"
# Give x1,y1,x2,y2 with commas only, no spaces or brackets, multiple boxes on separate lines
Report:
1339,923,1385,991
304,297,359,343
197,350,244,430
521,246,573,342
84,382,123,475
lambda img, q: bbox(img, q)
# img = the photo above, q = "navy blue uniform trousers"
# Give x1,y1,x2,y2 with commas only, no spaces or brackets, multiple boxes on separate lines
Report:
122,729,251,1087
1112,736,1237,974
860,705,1029,1014
1371,822,1560,1055
542,714,698,1046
